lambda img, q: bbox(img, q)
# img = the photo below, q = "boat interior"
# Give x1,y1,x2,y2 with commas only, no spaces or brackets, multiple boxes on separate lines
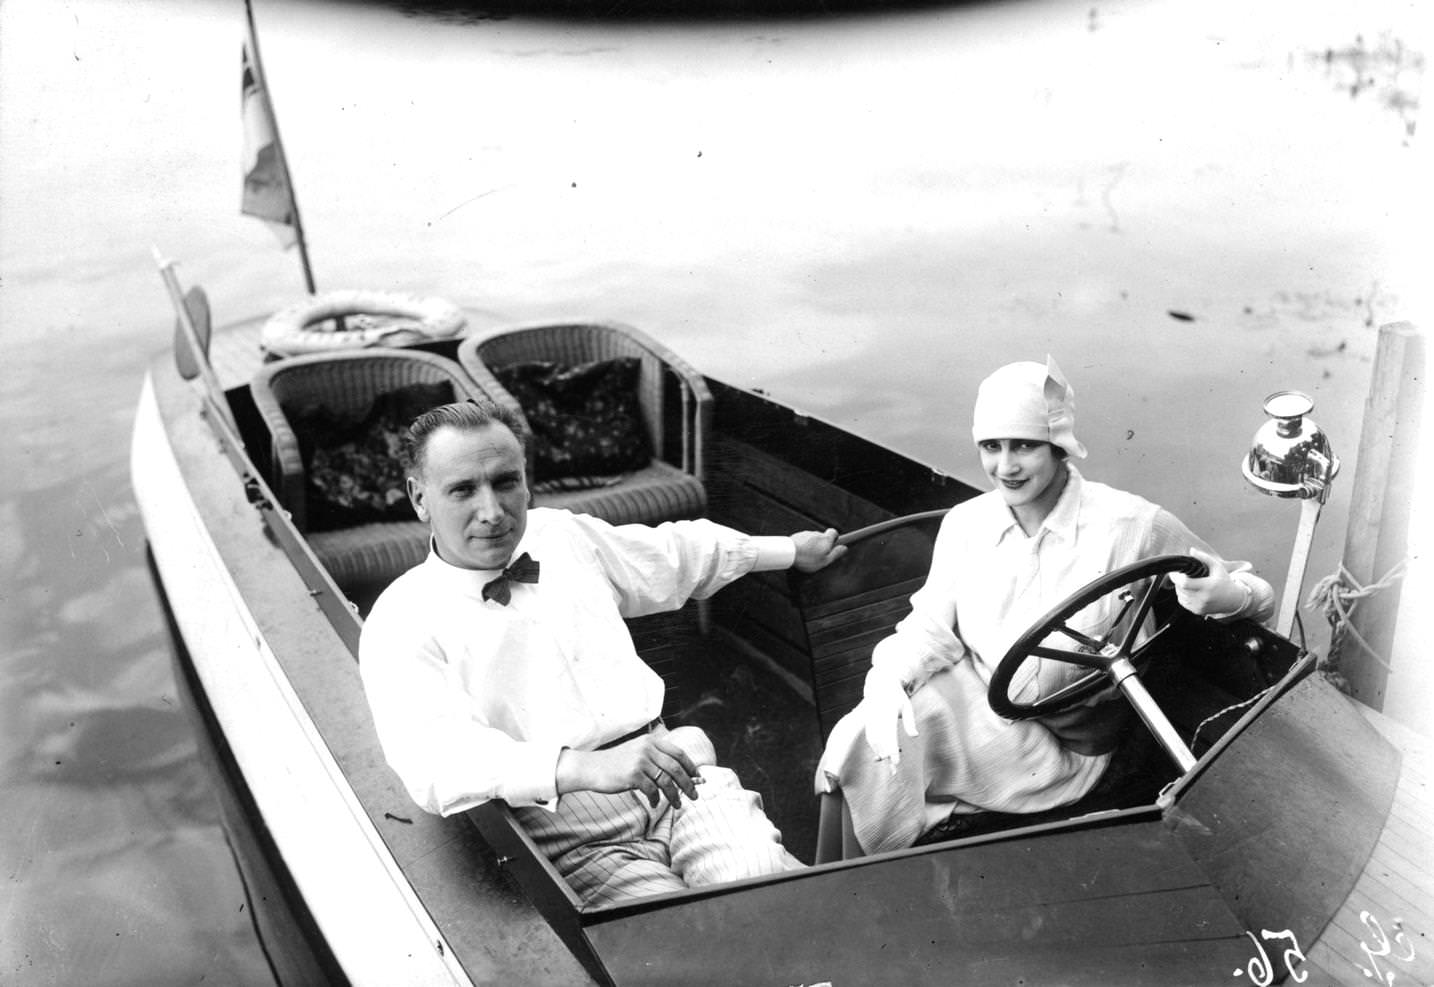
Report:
172,291,1349,983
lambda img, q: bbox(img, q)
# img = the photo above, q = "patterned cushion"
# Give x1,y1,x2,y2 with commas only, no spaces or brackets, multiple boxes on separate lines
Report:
294,381,453,532
495,358,651,486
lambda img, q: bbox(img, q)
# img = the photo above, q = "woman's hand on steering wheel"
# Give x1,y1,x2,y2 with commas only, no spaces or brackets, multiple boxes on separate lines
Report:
1169,547,1249,617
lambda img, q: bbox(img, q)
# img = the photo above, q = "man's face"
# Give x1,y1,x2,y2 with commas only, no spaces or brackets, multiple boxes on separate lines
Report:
978,438,1065,519
408,422,529,571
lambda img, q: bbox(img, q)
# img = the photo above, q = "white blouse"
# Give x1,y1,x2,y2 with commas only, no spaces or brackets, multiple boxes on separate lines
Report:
873,465,1275,700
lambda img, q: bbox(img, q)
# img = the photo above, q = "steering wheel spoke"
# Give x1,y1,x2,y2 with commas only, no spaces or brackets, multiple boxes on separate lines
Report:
1114,576,1166,654
1037,671,1107,708
1029,643,1108,668
988,554,1207,720
1127,621,1175,665
1049,622,1104,652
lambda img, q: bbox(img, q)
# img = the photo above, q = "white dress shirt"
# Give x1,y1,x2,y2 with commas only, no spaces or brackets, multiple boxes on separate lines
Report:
359,508,796,817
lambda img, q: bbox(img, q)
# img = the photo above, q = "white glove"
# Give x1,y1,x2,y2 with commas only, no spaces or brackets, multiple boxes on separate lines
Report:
861,666,919,770
1170,547,1250,617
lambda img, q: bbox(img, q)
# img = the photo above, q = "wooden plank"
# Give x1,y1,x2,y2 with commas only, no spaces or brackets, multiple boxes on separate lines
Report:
1365,807,1433,874
711,575,807,653
208,315,266,388
707,582,818,685
813,641,887,685
1346,882,1434,942
807,595,915,646
814,684,864,738
709,434,893,530
714,483,826,540
812,653,872,690
1309,708,1434,987
706,380,977,517
1340,322,1424,708
796,529,939,611
814,659,877,697
1333,885,1434,985
813,655,882,701
804,575,926,621
1302,936,1370,987
583,819,1255,986
1361,842,1434,916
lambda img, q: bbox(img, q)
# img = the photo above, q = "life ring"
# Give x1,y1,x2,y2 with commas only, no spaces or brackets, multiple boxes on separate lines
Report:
261,290,467,357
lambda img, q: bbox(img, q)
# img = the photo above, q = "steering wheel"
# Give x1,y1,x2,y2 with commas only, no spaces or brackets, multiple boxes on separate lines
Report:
987,554,1207,720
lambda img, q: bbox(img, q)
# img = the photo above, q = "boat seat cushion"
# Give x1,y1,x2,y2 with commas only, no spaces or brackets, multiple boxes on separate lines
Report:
291,381,451,532
493,357,652,486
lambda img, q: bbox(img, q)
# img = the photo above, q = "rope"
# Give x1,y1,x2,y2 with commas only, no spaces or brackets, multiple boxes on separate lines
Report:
1305,559,1409,672
1190,685,1276,752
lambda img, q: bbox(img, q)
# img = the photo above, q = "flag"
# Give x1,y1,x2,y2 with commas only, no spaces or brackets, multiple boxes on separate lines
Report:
241,35,297,248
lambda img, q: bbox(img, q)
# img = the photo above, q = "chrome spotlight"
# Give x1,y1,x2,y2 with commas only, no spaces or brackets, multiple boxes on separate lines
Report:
1243,391,1340,636
1242,391,1341,503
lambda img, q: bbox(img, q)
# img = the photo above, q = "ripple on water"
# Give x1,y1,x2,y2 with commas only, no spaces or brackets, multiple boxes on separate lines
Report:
2,806,273,987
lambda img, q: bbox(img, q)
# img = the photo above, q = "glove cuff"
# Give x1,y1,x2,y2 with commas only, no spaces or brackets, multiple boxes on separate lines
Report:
1205,573,1254,620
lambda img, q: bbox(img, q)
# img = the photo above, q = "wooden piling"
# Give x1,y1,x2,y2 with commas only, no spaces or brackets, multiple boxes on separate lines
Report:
1338,321,1425,710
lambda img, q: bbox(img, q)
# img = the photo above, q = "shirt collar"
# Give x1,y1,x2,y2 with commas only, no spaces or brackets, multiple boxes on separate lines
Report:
419,514,546,597
421,535,509,599
990,464,1085,547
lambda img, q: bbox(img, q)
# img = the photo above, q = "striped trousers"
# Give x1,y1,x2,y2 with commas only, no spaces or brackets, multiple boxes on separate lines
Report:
515,764,803,907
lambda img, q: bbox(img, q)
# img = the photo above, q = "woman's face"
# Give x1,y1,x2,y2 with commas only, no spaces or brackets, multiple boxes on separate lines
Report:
978,438,1067,525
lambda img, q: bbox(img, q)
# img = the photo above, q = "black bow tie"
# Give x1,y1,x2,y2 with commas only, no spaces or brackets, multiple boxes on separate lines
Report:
481,553,540,605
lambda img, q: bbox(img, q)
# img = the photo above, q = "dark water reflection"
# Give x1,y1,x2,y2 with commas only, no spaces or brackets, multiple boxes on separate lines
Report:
376,0,963,20
1,0,1420,982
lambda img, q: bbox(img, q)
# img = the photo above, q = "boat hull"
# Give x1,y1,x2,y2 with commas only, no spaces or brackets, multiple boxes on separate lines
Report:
132,372,538,986
133,323,1434,986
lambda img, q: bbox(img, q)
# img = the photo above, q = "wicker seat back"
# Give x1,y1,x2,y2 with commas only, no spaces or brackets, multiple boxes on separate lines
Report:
250,349,495,604
457,322,712,525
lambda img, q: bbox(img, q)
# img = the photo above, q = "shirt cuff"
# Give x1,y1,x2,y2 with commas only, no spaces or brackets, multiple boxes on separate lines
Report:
497,742,564,810
751,536,797,571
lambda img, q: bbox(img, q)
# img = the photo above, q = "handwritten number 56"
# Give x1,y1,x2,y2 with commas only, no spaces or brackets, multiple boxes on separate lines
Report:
1240,929,1308,985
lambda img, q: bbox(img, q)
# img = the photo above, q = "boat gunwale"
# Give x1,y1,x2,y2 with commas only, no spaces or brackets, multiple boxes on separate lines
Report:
133,368,489,986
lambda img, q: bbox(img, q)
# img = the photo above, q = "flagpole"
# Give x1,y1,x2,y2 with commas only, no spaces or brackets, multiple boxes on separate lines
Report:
244,0,316,294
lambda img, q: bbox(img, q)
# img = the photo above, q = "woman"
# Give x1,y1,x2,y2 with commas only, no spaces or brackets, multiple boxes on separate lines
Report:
815,357,1274,855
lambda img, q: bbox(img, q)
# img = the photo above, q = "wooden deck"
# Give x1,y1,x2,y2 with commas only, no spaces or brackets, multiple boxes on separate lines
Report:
1301,710,1434,985
207,314,268,389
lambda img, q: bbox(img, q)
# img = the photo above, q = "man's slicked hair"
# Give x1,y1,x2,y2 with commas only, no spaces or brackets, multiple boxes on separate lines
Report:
402,399,530,478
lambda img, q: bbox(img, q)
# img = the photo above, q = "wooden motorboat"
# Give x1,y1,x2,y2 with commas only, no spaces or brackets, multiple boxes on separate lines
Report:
131,276,1432,986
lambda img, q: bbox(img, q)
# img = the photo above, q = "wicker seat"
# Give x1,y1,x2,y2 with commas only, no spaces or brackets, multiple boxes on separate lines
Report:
250,349,494,605
456,322,711,525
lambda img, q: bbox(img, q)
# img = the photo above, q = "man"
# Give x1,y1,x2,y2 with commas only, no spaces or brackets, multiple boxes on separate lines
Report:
816,357,1274,856
360,400,845,906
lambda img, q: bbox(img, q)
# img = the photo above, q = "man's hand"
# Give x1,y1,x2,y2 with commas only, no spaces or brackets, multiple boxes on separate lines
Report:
792,527,847,573
861,666,918,772
555,725,707,808
1169,546,1249,617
